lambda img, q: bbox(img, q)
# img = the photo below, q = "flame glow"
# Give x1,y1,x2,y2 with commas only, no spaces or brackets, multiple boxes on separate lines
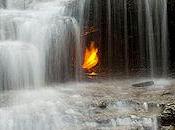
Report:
82,41,99,70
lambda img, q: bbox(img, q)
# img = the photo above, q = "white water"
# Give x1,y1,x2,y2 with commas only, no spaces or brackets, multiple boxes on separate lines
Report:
0,0,84,89
0,41,43,90
144,0,168,77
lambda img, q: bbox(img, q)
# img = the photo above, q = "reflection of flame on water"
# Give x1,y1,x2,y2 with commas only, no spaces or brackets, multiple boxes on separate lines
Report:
82,41,99,71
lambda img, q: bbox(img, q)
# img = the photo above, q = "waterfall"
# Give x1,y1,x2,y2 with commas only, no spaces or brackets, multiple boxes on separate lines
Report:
0,41,43,90
0,0,169,89
143,0,168,77
101,0,168,77
0,0,84,89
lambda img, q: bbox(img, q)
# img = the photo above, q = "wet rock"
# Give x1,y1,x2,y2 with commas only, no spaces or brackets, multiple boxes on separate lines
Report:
132,81,154,87
159,103,175,126
98,101,108,109
161,126,175,130
169,126,175,130
161,91,173,96
95,119,111,125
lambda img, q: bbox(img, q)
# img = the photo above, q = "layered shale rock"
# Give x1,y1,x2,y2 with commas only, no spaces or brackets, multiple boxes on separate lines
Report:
160,103,175,126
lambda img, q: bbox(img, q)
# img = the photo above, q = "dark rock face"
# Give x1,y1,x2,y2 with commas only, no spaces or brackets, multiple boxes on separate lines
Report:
168,0,175,76
160,103,175,126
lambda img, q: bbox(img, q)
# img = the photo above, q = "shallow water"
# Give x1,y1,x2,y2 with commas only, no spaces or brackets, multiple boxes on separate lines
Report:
0,79,173,130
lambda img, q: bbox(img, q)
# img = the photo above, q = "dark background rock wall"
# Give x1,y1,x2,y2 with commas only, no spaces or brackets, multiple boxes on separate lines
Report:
83,0,175,77
168,0,175,76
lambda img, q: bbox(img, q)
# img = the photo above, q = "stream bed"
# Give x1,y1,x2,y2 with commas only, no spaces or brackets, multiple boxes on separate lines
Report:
0,78,174,130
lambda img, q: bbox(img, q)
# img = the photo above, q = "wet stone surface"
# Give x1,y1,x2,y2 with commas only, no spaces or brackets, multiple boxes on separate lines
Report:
0,79,174,130
160,103,175,126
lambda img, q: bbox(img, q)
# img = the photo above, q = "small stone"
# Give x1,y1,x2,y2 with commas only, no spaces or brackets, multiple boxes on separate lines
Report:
98,101,108,109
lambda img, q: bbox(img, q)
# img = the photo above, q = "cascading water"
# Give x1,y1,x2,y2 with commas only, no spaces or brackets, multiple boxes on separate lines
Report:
0,41,43,90
143,0,168,77
0,0,84,89
0,0,87,129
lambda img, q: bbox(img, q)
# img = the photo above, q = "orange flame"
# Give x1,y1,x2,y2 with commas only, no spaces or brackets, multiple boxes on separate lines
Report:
82,41,99,70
